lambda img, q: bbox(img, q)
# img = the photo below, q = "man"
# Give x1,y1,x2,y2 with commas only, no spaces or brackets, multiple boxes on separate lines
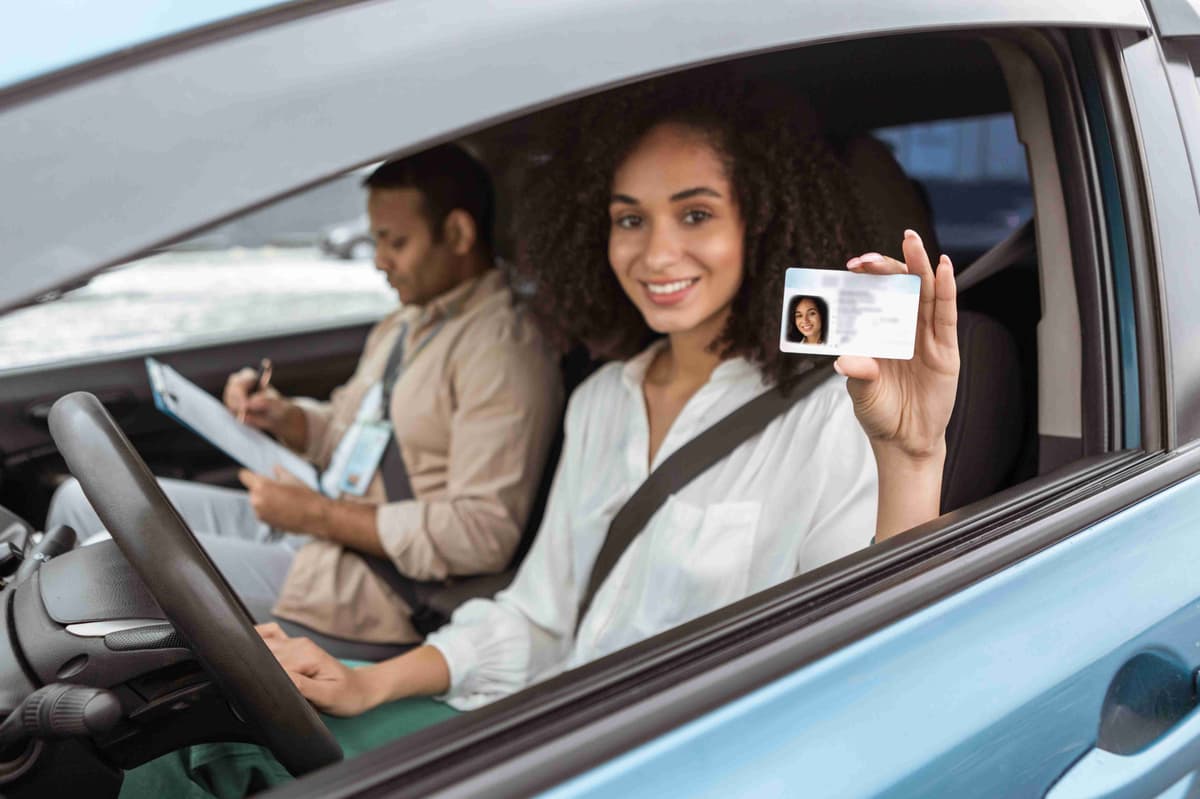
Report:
48,144,563,646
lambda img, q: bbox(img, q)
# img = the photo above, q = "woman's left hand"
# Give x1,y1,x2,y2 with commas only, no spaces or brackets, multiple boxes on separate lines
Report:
838,229,959,539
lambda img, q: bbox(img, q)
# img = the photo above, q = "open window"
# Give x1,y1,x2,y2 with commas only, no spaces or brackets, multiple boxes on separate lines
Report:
254,26,1145,798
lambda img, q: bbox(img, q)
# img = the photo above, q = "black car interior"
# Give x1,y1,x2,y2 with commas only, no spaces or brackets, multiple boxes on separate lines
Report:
0,32,1047,796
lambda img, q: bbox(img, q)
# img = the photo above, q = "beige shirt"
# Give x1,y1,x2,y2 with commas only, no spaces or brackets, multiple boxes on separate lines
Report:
272,269,563,642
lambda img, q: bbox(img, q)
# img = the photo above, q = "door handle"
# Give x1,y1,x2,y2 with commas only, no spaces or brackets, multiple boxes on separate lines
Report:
1046,696,1200,798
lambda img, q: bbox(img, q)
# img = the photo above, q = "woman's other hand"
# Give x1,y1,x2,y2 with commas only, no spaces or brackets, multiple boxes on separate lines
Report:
838,229,959,540
256,623,381,716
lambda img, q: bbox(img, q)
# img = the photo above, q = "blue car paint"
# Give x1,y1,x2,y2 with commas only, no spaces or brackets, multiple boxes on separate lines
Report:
541,470,1200,798
1,0,289,89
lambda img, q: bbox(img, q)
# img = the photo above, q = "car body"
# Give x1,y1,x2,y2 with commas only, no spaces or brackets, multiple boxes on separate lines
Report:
3,1,1200,798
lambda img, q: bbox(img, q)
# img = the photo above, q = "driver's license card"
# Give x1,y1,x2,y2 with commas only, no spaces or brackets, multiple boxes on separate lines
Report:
779,267,921,360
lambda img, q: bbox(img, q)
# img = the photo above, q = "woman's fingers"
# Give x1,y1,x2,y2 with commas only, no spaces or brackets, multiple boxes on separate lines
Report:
256,621,288,641
846,253,907,275
835,355,881,383
933,255,958,348
901,229,936,291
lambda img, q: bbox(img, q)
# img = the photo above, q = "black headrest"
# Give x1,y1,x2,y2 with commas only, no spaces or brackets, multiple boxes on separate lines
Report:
942,310,1024,512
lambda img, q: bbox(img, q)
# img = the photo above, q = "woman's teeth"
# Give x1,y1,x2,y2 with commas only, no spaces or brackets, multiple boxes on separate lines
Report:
646,278,698,295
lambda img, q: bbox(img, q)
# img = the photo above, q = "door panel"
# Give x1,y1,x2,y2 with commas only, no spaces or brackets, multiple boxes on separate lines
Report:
0,321,370,525
539,467,1200,798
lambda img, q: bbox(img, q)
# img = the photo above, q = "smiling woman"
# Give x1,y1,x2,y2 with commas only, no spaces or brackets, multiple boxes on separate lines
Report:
521,75,877,386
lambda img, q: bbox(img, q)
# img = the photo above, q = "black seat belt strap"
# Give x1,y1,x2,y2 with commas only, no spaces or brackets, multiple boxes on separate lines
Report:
954,218,1035,293
575,362,836,633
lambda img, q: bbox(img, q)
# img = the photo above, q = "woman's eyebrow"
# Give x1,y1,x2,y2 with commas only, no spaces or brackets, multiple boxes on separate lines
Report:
610,186,723,205
670,186,722,202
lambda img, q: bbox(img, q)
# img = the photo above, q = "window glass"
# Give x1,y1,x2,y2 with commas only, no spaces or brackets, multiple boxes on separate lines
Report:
0,173,391,373
874,113,1032,261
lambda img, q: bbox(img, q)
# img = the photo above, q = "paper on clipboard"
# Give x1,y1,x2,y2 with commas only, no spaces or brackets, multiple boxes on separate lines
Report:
145,358,320,490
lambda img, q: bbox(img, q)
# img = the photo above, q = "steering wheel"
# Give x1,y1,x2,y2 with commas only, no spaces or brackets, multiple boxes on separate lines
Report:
47,392,341,776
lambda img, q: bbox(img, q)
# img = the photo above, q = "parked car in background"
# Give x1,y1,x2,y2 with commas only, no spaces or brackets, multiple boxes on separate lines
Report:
318,215,374,261
2,1,1200,797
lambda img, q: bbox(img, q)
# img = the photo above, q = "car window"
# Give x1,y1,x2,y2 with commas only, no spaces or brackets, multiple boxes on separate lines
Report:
0,173,392,373
874,113,1032,263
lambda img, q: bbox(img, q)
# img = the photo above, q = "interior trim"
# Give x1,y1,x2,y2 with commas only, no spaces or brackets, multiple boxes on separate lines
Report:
64,619,163,638
990,38,1084,452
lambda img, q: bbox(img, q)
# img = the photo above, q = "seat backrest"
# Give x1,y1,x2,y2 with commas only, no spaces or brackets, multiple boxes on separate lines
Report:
840,134,940,258
942,311,1024,512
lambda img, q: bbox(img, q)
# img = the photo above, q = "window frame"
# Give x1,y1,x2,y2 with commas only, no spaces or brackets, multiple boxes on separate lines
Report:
262,26,1169,799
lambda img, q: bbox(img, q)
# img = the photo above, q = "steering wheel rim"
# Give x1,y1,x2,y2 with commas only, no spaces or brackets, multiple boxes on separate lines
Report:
48,391,341,776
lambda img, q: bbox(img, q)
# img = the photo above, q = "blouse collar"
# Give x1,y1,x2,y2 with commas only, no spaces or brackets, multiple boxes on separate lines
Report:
619,339,765,396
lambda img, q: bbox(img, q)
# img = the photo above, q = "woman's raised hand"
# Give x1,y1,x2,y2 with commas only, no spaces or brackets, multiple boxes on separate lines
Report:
837,229,959,540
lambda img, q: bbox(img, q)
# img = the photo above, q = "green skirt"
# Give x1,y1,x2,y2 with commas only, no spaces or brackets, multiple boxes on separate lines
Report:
119,663,460,799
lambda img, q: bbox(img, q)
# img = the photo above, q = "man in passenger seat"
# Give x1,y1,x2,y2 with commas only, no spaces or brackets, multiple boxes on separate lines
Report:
47,144,564,647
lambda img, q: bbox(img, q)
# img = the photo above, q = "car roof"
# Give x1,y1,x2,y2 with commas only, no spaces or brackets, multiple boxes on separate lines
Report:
0,0,1150,313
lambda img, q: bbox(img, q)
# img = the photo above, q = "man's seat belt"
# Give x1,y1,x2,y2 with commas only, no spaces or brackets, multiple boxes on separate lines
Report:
574,362,836,633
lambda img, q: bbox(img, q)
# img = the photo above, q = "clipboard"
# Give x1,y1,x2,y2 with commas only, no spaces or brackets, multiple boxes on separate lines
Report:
146,357,320,490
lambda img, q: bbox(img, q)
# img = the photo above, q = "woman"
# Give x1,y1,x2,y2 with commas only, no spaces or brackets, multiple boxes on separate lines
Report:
124,77,958,796
789,295,828,344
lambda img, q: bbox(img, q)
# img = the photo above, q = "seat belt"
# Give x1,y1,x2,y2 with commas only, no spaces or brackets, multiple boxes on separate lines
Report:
954,218,1036,293
575,362,836,633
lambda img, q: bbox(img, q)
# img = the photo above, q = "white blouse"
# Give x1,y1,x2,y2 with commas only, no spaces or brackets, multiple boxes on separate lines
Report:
425,341,878,710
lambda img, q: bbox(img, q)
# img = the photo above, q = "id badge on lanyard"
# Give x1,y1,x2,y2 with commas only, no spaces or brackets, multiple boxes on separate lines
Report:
324,383,392,497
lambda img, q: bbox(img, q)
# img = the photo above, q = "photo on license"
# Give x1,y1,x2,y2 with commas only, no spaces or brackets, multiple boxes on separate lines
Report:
779,268,921,360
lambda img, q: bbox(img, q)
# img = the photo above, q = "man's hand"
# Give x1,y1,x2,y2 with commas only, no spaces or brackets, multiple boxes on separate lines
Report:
223,368,307,449
239,468,329,534
256,623,381,716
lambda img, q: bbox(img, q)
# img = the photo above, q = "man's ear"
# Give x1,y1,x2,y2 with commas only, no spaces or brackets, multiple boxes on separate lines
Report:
442,209,477,256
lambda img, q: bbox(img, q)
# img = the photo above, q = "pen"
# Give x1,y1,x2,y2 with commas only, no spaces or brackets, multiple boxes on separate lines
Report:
237,358,273,424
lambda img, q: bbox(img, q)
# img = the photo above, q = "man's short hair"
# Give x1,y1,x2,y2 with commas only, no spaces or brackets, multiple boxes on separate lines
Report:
364,144,495,253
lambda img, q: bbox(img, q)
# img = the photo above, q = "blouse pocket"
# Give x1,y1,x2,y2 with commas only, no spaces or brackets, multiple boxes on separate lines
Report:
636,496,763,635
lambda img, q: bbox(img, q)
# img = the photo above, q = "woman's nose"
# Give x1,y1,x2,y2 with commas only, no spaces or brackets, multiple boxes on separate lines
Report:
642,222,682,272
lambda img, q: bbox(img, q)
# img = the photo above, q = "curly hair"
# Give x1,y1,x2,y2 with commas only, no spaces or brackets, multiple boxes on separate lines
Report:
514,71,876,385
